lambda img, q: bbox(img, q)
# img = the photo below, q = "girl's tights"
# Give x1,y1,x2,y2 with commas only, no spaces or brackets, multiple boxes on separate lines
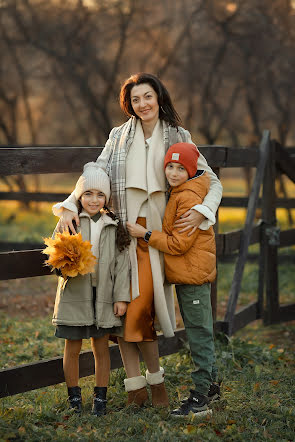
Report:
63,335,110,387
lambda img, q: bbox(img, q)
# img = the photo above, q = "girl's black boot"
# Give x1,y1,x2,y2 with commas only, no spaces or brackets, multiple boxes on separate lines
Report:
92,387,107,416
67,386,82,414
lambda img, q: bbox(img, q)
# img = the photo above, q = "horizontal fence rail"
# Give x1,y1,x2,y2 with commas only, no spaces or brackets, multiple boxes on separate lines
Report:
0,224,263,281
1,145,294,176
1,192,295,209
0,329,185,398
0,146,261,176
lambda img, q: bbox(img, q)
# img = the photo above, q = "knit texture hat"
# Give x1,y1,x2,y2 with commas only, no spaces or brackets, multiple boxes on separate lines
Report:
74,162,111,203
164,143,200,178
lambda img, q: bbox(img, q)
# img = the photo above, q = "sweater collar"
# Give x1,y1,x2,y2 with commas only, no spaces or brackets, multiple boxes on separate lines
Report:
79,210,118,227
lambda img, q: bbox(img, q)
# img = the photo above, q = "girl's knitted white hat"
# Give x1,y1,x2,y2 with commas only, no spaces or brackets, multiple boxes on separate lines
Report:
74,162,111,203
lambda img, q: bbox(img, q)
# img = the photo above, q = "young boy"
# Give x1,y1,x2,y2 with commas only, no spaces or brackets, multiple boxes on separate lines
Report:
127,142,219,418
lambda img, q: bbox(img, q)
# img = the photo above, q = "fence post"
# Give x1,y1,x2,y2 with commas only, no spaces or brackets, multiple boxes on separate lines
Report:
211,167,220,323
224,131,271,335
257,219,265,319
262,140,279,324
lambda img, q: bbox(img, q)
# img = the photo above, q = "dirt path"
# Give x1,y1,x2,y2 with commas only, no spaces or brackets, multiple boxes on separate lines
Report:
0,276,56,318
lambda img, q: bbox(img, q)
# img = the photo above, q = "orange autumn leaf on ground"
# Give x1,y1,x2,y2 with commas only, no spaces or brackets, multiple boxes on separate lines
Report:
253,382,260,391
269,380,279,386
42,231,97,278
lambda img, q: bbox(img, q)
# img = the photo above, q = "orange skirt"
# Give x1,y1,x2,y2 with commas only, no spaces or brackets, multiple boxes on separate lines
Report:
123,218,157,342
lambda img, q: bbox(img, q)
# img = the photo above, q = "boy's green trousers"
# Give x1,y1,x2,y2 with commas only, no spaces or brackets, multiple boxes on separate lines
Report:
175,283,217,396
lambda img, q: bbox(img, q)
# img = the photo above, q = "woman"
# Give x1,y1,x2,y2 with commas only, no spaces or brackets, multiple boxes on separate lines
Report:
53,73,222,408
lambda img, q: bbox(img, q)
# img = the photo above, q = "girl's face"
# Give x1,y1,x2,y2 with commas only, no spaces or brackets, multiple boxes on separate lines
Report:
165,162,189,187
130,83,159,125
80,189,106,216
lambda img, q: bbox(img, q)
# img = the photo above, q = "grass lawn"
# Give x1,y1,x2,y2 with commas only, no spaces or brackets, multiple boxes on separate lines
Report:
0,313,294,441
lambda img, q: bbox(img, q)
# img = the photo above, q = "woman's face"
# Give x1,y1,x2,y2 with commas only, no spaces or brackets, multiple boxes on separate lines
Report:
80,189,106,216
130,83,159,125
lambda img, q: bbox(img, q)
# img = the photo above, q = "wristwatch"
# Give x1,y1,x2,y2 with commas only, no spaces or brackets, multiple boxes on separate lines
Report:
143,231,152,243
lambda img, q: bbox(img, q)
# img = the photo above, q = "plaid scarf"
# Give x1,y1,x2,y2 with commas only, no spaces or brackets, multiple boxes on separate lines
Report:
105,117,189,224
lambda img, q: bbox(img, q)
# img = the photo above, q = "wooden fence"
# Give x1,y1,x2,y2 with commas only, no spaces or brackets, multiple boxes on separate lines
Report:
1,131,295,398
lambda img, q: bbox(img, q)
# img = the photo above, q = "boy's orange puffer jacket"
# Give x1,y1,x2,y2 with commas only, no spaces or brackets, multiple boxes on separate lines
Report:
149,171,216,285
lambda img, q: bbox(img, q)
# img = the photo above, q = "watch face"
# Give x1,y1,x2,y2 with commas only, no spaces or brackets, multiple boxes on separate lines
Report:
144,231,152,242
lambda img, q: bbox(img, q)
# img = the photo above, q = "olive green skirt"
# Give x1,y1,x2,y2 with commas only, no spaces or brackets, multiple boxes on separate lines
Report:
55,324,122,340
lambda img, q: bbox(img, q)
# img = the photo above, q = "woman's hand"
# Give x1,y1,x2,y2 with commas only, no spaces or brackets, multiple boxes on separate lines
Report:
126,222,148,238
174,210,206,236
57,208,80,234
114,301,127,317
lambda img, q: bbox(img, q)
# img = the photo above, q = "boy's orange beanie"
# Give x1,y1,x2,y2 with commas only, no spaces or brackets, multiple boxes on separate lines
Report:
164,143,200,178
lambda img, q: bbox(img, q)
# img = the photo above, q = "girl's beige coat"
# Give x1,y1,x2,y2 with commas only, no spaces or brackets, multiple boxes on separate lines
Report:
52,213,130,328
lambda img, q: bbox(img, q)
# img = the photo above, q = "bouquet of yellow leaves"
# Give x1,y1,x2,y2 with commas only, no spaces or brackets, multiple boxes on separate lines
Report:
42,231,97,278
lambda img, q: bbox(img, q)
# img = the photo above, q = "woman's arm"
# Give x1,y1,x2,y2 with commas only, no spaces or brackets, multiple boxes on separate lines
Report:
175,129,223,233
52,127,117,233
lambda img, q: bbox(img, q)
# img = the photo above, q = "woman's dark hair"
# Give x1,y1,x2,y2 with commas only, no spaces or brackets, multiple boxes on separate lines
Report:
120,73,181,128
78,200,130,252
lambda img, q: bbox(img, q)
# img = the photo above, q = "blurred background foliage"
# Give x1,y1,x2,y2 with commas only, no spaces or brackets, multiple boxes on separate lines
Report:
0,0,294,212
0,0,294,147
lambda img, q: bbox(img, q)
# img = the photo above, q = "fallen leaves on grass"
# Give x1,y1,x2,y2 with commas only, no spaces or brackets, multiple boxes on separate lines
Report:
18,427,26,435
269,380,279,386
253,382,260,391
183,424,197,434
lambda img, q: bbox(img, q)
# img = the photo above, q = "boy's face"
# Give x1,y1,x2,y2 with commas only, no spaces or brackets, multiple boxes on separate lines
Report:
80,189,106,216
165,162,189,187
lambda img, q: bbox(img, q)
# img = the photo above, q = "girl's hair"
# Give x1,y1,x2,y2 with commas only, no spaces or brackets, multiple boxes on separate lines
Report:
119,73,181,128
103,206,131,252
77,200,130,252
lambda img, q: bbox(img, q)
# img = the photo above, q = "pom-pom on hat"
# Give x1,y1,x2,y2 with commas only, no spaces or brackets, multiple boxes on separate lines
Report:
164,143,200,178
74,162,111,203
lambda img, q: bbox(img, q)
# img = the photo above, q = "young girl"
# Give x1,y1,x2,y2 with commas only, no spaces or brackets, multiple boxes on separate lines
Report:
51,162,130,416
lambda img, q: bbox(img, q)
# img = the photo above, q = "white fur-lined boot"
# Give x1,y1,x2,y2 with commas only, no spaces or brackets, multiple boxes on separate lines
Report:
124,375,149,407
146,367,169,407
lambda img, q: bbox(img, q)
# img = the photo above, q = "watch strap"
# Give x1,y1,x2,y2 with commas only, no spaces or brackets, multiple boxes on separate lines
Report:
143,230,152,243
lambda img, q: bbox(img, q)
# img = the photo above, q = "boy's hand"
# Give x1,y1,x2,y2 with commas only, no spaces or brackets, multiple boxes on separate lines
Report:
174,210,206,236
114,302,127,317
126,222,148,238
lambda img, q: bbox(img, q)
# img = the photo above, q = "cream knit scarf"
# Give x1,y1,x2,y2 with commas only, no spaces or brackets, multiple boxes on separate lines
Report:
126,119,167,299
